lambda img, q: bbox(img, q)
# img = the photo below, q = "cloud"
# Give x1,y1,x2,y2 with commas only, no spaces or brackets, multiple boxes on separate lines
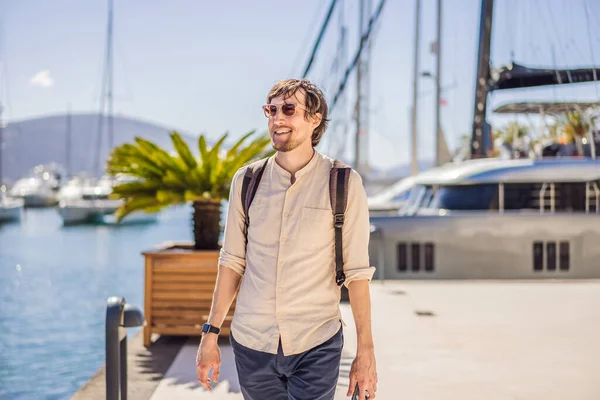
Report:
30,70,54,88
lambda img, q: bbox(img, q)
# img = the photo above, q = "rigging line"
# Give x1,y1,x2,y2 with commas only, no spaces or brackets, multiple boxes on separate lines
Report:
583,0,599,101
329,0,387,113
507,0,515,60
302,0,339,78
587,0,600,31
586,0,600,50
525,0,544,65
564,0,587,63
288,2,326,77
535,0,569,70
545,0,571,68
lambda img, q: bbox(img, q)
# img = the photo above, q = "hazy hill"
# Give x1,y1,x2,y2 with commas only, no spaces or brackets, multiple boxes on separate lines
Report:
0,113,198,182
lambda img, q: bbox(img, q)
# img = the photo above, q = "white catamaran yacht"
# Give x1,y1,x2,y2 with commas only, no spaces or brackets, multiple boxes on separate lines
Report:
368,157,600,280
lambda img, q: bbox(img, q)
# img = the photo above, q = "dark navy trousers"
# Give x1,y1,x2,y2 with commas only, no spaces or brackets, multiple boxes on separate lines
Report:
230,326,343,400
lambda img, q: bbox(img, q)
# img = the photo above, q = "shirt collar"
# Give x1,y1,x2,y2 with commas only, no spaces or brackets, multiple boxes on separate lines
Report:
271,150,320,181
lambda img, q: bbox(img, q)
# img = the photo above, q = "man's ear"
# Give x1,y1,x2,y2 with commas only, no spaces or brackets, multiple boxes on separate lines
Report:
312,113,323,129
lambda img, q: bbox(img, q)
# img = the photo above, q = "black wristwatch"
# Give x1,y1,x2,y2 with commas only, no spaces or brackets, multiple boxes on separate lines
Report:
201,323,221,335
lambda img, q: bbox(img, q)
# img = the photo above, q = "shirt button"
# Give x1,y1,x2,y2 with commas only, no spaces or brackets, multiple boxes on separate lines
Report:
277,287,283,293
281,235,287,241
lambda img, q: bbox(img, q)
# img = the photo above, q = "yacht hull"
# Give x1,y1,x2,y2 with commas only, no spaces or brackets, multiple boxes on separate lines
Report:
369,212,600,280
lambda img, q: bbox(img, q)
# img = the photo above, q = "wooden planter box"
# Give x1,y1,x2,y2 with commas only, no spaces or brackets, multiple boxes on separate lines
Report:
141,242,235,347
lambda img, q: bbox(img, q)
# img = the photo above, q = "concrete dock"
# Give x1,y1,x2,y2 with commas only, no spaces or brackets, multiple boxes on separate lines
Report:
73,280,600,399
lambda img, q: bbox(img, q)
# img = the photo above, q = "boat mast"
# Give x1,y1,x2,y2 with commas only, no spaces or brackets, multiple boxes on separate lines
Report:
65,104,71,178
409,0,421,175
94,0,114,177
434,0,443,166
470,0,494,158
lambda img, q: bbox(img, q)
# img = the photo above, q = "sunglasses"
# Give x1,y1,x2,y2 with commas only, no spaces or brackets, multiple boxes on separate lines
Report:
262,103,307,119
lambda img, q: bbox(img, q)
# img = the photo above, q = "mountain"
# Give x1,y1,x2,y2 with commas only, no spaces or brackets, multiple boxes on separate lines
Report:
0,113,198,182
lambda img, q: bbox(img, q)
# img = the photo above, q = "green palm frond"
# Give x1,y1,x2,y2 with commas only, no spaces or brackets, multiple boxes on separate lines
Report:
107,130,272,222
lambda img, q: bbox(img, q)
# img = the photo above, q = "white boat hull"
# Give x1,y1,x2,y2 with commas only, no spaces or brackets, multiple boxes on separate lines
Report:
59,200,157,225
0,204,23,222
21,193,58,207
0,196,24,222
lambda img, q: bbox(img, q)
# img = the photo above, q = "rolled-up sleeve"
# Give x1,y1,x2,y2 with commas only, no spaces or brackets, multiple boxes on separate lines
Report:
342,170,376,287
218,168,247,276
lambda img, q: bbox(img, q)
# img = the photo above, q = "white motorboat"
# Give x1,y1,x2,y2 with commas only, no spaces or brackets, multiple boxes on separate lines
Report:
0,188,23,222
369,157,600,280
9,164,63,207
58,175,158,225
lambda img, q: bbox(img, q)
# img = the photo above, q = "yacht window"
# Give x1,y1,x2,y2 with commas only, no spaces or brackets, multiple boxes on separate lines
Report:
421,187,436,208
391,189,412,202
503,183,537,210
401,185,426,214
555,183,586,212
429,184,498,210
503,182,588,212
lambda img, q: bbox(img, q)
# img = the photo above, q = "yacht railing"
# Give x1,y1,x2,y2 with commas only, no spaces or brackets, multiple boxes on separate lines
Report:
585,182,600,214
498,183,505,213
539,183,555,214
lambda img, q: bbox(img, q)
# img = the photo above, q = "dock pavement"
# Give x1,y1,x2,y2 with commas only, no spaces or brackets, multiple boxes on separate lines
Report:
73,280,600,399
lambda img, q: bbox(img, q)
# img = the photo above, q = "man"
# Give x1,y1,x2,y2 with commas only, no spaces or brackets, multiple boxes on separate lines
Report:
196,79,377,400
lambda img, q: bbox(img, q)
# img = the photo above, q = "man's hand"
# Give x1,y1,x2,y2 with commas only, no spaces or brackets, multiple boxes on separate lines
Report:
347,348,377,399
196,335,221,391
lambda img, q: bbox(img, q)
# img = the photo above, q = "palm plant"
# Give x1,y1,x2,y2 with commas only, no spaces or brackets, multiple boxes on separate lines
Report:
493,121,529,145
556,110,598,144
106,130,272,250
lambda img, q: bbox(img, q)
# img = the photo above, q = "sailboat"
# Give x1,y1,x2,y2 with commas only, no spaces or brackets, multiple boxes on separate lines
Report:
56,0,158,225
0,62,24,222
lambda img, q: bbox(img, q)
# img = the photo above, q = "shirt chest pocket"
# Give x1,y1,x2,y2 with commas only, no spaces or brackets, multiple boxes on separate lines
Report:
297,207,334,250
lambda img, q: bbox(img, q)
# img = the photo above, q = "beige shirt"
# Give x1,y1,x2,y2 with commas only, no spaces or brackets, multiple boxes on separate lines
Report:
218,150,375,355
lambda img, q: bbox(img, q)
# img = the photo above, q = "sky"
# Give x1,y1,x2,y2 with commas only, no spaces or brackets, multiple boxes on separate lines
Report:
1,0,600,170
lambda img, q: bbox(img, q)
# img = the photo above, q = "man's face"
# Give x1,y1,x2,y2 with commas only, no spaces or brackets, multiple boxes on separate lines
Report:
266,90,321,153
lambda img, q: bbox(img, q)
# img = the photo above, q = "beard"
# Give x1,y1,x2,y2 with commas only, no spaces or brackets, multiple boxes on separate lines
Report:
272,138,301,152
271,129,307,152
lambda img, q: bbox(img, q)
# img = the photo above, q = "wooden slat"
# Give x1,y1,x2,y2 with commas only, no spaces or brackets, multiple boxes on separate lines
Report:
153,266,218,275
152,282,216,291
151,304,234,313
152,275,217,283
151,254,219,263
152,326,231,337
152,299,212,308
152,309,205,317
152,291,214,300
154,316,207,325
152,316,232,326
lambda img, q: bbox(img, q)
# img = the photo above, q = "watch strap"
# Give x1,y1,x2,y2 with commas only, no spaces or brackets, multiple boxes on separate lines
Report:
202,323,221,335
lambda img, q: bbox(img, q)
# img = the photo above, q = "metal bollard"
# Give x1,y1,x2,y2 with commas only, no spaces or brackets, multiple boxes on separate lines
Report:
106,296,145,400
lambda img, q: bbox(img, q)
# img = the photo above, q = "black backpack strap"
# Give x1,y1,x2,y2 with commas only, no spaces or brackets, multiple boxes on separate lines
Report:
241,158,269,246
329,159,351,286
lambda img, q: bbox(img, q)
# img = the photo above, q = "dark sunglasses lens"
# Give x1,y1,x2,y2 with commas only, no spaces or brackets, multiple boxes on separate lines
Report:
266,105,278,117
282,104,296,116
